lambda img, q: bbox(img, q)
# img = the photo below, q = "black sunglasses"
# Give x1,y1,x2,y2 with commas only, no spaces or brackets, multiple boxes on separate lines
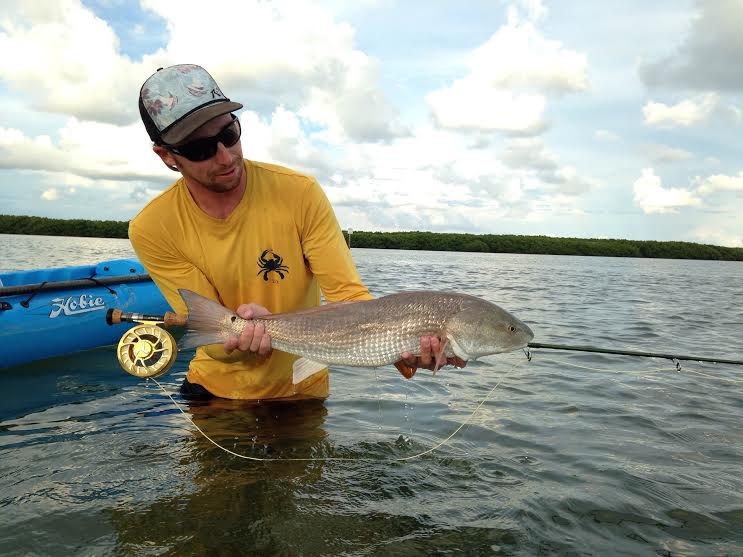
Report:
165,115,241,162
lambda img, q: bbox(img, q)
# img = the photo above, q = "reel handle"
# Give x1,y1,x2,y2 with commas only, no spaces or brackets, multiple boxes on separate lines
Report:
117,323,178,378
106,308,187,328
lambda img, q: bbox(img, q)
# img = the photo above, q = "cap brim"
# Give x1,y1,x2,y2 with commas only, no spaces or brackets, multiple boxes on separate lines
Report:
161,101,244,145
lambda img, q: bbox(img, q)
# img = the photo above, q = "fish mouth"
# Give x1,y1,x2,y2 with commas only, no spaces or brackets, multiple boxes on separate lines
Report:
513,322,535,350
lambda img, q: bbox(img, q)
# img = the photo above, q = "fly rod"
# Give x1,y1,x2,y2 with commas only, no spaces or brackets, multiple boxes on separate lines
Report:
0,274,152,297
106,309,743,368
527,342,743,366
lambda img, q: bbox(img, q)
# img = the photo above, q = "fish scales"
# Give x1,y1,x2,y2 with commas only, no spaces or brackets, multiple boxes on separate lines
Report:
255,292,465,366
178,289,534,371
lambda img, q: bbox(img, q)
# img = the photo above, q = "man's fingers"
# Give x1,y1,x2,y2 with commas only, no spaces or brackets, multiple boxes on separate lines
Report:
419,336,432,367
258,333,272,356
237,302,271,319
220,301,274,357
402,337,466,371
401,351,417,366
233,322,273,356
236,305,255,320
249,323,265,352
223,337,238,354
237,323,255,352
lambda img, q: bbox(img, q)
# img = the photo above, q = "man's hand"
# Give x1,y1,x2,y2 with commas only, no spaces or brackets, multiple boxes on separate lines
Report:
224,303,273,356
401,335,467,372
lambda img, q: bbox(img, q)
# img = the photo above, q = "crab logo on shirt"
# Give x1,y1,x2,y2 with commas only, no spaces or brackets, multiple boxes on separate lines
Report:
257,249,289,281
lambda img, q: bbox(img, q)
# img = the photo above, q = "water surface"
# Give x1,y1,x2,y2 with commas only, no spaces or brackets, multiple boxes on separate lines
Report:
1,235,742,555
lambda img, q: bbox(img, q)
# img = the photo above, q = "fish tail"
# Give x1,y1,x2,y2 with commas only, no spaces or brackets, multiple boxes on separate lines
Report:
178,288,236,350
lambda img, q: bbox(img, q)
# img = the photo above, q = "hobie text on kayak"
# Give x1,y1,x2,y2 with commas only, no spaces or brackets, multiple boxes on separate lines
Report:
49,295,106,318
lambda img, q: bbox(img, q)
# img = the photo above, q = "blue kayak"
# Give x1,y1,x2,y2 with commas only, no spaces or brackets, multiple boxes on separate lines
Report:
0,259,170,369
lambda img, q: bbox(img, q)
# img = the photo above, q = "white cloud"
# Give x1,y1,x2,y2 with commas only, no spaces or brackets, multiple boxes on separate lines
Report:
689,226,742,248
0,122,170,181
633,168,701,214
41,188,59,201
257,106,338,181
0,0,599,232
500,138,597,195
644,144,693,164
4,0,740,242
0,0,141,125
468,12,588,93
140,0,401,142
524,192,587,223
426,3,587,134
726,104,743,123
642,93,719,128
514,0,548,23
639,0,743,91
428,86,546,134
299,53,407,143
694,171,743,195
317,131,598,231
0,0,402,142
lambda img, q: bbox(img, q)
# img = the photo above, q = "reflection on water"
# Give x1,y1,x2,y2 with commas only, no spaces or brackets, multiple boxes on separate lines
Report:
0,234,136,272
1,239,743,555
186,396,329,445
110,397,331,555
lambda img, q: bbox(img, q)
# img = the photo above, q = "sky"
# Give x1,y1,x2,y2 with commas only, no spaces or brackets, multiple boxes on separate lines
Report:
1,0,743,246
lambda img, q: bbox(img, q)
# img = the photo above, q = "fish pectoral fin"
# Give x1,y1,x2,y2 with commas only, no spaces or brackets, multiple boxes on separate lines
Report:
394,360,417,379
432,338,449,376
292,358,328,385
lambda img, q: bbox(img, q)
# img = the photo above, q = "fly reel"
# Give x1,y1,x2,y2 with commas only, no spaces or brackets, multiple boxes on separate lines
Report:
108,308,186,379
116,324,177,378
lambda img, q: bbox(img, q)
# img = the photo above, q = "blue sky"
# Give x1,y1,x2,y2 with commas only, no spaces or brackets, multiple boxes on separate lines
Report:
1,0,742,246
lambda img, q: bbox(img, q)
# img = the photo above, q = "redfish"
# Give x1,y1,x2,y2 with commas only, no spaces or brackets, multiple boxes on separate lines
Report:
178,289,533,384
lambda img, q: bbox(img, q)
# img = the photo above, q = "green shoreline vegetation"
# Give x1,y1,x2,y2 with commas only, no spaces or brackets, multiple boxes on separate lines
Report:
2,214,742,261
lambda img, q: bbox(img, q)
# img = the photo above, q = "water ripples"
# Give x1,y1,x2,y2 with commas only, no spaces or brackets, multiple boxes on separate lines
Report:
2,248,743,554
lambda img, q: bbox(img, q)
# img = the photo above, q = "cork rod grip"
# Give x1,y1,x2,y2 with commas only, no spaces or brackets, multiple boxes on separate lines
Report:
106,308,187,327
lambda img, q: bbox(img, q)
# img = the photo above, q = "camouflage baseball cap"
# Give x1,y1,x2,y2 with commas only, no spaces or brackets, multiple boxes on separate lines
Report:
138,64,243,145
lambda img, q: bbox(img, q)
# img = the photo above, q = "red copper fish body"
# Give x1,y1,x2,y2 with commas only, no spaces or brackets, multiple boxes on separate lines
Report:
179,290,533,369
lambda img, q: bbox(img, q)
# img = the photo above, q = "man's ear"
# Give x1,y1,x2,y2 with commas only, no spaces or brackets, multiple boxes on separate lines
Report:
153,145,180,172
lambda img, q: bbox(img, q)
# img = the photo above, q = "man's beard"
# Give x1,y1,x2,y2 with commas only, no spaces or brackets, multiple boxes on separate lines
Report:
203,160,243,193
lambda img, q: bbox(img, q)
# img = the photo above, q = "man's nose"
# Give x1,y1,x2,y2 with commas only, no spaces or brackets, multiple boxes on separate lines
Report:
214,141,232,163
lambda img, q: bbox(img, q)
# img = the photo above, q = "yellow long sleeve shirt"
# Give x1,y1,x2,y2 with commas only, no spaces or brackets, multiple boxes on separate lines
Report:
129,160,371,399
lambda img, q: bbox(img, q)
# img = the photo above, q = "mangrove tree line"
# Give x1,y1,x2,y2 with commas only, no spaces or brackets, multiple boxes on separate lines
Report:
2,214,742,261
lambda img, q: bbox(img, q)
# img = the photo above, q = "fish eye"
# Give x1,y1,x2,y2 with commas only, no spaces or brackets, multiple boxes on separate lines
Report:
230,316,237,322
508,325,516,332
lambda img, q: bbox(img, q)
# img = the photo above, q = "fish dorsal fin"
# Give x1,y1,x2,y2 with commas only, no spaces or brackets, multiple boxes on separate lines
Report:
292,358,328,384
258,300,363,321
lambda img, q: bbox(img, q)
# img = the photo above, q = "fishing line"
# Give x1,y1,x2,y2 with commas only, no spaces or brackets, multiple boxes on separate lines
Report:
531,354,743,384
527,342,743,367
396,362,519,461
531,355,679,375
677,366,743,384
145,348,739,462
374,368,383,432
149,361,520,463
530,355,743,403
531,354,683,401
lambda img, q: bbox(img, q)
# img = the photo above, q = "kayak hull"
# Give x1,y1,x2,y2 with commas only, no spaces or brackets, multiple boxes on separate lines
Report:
0,259,170,369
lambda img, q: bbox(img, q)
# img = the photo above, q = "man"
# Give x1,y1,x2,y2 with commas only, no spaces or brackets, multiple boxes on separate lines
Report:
131,64,459,401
